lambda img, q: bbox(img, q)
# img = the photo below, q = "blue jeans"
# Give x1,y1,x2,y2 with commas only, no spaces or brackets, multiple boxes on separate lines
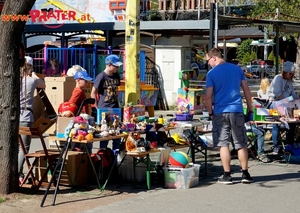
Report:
272,124,279,148
251,125,265,155
18,121,33,177
272,123,296,147
100,139,121,151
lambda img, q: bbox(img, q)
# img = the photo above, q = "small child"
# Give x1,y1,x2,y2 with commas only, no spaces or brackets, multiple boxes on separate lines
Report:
257,78,270,100
69,70,93,115
246,121,270,163
44,58,60,76
69,70,93,153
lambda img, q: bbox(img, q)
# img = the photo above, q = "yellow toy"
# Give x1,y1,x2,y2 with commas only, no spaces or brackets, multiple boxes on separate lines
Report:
269,109,279,116
158,115,164,125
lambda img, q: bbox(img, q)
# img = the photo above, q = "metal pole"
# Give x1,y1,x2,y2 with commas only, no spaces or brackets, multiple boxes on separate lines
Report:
209,3,215,50
223,0,226,60
214,1,218,48
263,26,268,60
197,0,200,20
276,23,279,74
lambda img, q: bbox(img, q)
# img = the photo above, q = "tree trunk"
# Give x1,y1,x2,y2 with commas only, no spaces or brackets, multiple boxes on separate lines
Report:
0,0,35,194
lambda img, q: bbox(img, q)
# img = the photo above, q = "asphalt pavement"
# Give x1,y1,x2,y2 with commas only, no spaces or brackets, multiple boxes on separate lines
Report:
26,109,300,213
18,76,300,212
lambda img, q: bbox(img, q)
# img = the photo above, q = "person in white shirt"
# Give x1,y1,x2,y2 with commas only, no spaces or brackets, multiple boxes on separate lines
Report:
268,61,298,154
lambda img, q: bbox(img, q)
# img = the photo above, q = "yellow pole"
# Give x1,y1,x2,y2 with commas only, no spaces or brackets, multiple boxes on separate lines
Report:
125,0,140,105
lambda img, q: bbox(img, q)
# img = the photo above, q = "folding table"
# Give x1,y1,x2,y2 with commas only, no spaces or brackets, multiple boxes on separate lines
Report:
40,133,128,207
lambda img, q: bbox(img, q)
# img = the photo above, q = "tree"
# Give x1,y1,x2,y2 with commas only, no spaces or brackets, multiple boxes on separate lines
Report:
250,0,300,65
0,0,36,194
236,38,253,62
268,51,282,66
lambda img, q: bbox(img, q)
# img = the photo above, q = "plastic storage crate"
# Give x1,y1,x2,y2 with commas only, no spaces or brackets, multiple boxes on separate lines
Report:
97,108,122,124
253,108,266,121
163,164,200,189
175,114,193,121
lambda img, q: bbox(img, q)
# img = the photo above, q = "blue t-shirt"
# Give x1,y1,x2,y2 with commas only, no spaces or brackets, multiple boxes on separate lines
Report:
205,63,245,114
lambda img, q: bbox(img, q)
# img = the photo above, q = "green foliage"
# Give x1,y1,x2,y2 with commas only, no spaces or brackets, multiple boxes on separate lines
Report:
146,10,162,21
250,1,300,38
268,51,282,65
0,197,5,203
250,51,257,61
236,39,253,63
242,52,252,65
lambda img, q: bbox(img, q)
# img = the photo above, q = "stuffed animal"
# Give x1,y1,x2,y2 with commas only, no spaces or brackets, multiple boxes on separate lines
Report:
66,65,86,76
125,132,153,152
69,116,94,141
79,113,96,135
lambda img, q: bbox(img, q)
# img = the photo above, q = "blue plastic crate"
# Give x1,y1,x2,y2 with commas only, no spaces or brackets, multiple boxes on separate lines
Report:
97,108,122,124
175,114,193,121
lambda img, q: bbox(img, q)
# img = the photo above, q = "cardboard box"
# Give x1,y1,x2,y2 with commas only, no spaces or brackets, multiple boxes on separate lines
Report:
56,117,74,137
163,164,200,189
32,89,45,122
45,81,76,112
97,108,122,124
36,151,88,186
32,117,56,135
45,79,75,135
293,109,300,118
123,105,145,122
177,88,206,114
47,139,66,149
44,76,75,82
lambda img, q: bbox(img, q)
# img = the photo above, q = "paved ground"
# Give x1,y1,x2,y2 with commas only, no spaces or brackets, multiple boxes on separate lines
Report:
7,133,300,213
3,109,298,213
2,104,300,213
82,154,300,213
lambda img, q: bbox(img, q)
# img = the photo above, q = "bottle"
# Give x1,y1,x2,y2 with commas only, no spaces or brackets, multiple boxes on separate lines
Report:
294,104,298,110
158,115,164,125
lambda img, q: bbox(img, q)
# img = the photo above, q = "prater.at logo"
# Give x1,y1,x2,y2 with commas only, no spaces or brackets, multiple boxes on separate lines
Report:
1,0,91,29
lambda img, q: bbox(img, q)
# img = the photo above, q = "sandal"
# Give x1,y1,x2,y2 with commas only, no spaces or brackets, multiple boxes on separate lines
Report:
257,154,271,163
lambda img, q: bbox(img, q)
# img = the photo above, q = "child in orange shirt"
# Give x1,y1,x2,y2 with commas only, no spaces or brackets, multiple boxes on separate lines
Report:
69,70,93,115
69,70,93,152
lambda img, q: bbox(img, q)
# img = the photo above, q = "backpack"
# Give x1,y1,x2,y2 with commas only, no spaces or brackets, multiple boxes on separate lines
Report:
90,148,116,183
146,123,175,146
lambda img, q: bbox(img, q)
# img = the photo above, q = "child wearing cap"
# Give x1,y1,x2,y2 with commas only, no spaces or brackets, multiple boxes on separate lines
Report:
69,70,93,153
91,54,122,150
69,70,93,116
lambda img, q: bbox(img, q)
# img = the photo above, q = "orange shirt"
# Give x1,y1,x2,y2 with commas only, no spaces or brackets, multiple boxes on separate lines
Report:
69,87,89,115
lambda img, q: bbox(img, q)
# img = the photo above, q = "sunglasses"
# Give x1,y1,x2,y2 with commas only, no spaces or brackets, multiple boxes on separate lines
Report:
206,57,213,63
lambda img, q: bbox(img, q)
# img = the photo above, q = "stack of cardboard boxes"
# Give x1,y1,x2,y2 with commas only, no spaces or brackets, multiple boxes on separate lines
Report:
35,150,88,186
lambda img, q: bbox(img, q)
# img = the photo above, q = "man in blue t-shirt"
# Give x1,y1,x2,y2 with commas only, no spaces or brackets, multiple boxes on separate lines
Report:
205,48,253,184
91,54,122,150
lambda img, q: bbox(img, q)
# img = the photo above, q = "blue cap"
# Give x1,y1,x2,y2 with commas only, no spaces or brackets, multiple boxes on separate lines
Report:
74,70,93,81
283,61,295,72
105,54,123,67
